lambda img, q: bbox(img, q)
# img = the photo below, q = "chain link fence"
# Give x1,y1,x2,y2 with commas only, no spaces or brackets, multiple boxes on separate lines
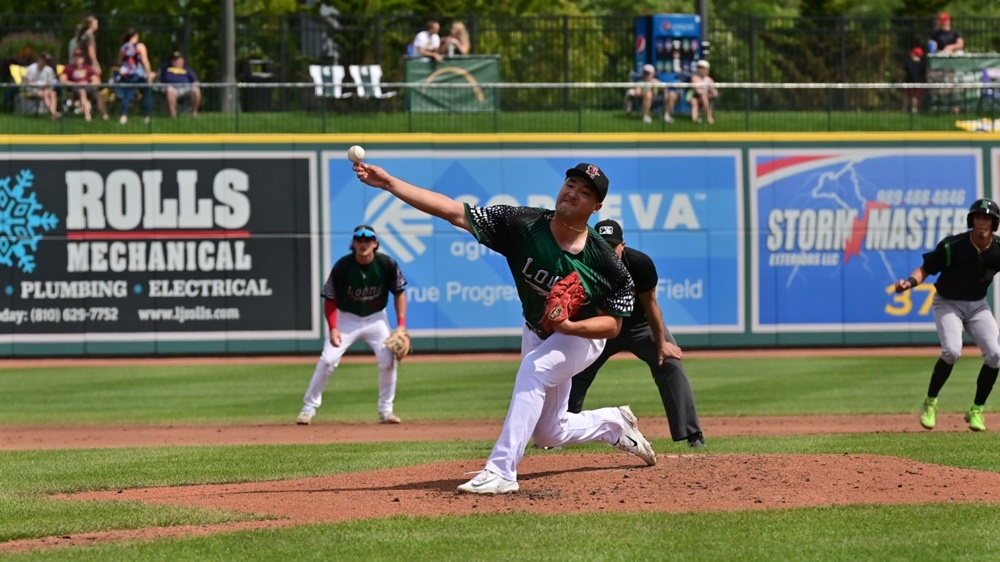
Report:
2,81,998,134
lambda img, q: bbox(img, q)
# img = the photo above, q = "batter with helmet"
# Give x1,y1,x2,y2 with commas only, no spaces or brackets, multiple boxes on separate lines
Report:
296,224,408,426
896,198,1000,432
353,159,656,495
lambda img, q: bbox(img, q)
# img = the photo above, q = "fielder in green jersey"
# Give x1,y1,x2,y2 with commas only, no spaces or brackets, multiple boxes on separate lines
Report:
297,225,408,426
354,160,658,495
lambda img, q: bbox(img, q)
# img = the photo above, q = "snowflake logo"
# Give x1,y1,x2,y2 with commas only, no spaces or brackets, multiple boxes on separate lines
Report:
0,170,59,273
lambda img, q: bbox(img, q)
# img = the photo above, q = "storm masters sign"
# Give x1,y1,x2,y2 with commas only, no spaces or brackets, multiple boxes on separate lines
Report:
0,152,319,341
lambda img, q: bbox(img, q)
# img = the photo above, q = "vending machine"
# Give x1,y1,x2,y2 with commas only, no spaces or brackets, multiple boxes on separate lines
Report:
635,14,704,113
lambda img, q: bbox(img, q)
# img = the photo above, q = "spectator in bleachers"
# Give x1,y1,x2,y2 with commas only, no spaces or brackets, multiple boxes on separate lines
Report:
930,12,964,54
60,48,108,121
688,60,717,124
439,22,470,57
412,20,443,62
24,53,61,120
903,46,925,114
70,16,102,77
116,28,154,124
630,64,678,124
158,52,201,118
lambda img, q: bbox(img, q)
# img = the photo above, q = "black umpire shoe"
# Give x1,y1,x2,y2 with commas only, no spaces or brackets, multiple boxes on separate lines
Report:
687,432,706,448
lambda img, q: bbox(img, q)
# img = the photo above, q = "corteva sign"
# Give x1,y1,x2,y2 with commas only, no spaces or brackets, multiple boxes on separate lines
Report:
0,152,320,342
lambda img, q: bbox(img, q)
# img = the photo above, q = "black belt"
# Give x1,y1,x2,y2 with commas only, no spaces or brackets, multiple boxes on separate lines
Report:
525,322,551,340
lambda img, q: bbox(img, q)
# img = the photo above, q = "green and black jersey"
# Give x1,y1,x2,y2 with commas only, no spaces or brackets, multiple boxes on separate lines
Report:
322,252,407,317
922,232,1000,300
465,204,634,330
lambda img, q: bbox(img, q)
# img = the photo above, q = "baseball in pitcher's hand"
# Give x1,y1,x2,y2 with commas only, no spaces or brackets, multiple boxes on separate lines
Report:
330,328,343,347
354,162,392,190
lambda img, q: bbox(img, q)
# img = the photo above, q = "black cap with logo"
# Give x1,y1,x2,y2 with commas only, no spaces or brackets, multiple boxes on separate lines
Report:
565,162,610,202
594,219,624,246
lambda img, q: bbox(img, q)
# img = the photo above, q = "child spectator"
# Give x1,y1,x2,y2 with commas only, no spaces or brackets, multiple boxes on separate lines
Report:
903,46,925,114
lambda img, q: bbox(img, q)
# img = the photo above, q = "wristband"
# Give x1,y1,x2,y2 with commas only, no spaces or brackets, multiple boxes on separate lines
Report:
397,317,406,328
907,276,919,287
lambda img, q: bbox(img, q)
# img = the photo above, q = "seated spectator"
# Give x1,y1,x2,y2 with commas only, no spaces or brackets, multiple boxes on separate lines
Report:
412,20,443,62
158,52,201,118
629,64,678,124
439,22,470,57
903,46,925,113
59,48,108,121
931,12,963,54
688,60,718,124
24,53,61,120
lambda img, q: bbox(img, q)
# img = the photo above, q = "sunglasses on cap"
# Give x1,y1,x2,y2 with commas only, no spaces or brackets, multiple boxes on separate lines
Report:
353,227,377,239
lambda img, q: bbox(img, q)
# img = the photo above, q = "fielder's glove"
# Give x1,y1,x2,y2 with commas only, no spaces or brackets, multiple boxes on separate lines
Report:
384,326,411,361
540,271,587,331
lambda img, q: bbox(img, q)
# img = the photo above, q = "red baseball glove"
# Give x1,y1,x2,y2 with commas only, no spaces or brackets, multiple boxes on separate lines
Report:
540,271,587,331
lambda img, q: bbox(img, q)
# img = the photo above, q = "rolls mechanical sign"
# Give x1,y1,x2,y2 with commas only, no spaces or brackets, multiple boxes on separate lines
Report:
0,152,319,342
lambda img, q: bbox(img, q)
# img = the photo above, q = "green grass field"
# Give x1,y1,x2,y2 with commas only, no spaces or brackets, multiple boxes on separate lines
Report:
1,355,999,561
0,109,981,135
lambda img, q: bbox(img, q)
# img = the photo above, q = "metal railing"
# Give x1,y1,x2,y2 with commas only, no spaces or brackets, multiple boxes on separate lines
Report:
3,13,1000,89
2,81,998,134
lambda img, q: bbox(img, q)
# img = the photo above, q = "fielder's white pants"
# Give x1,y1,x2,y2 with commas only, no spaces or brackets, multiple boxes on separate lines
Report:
301,309,398,416
484,325,630,482
933,295,1000,368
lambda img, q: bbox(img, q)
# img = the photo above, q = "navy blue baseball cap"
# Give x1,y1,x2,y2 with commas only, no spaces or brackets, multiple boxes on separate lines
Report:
566,163,610,202
353,225,377,239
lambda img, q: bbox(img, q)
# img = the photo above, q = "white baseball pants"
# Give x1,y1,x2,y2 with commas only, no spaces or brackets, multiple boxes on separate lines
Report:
483,325,630,482
301,309,398,417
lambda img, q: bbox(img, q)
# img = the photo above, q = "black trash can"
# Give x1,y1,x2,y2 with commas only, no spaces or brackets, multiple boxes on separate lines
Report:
240,59,274,112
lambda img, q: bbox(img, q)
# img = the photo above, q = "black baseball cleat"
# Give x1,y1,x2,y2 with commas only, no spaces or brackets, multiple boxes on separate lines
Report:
687,432,706,448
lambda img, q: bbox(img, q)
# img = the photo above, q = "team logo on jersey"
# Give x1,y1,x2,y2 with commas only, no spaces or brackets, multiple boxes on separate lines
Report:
0,169,59,273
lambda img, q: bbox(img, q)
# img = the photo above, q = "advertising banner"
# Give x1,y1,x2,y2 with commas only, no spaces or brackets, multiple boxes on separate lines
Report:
324,149,743,337
404,55,500,113
0,152,319,342
751,148,981,332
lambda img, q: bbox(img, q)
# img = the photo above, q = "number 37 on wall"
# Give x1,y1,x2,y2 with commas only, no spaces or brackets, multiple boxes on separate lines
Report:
884,284,937,317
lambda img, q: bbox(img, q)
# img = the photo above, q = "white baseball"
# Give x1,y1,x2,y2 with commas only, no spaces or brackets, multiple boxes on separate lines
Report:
347,145,366,163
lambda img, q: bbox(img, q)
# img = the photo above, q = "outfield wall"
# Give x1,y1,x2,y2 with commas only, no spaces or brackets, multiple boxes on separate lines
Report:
1,133,996,356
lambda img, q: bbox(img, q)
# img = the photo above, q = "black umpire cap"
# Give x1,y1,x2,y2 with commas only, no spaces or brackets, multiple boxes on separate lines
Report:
565,163,610,202
595,219,624,245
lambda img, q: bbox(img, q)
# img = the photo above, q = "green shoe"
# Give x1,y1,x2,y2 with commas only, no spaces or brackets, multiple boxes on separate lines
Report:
920,397,938,430
965,405,987,432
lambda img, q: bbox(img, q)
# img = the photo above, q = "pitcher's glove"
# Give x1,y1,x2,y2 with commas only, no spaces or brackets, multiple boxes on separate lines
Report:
541,272,586,331
384,326,411,361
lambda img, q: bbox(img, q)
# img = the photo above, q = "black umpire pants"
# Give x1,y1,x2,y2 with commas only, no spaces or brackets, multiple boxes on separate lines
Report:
568,322,702,442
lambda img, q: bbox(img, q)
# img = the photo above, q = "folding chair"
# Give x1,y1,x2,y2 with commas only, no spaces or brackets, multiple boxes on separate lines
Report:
348,64,397,99
308,64,353,99
10,64,46,115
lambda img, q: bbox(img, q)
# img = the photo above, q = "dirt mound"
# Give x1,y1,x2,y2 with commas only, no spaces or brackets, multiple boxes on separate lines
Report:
7,451,1000,554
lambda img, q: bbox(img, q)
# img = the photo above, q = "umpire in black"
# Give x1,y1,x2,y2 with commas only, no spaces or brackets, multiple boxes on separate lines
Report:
568,219,705,447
